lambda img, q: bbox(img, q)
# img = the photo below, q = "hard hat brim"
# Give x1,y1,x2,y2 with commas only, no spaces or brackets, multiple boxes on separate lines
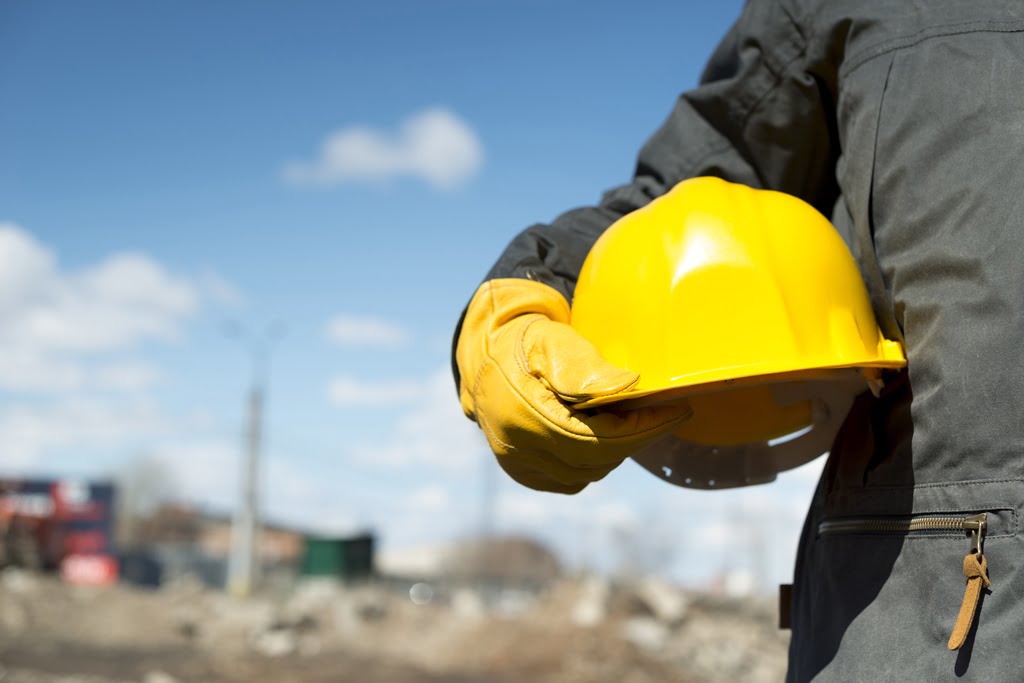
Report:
572,363,902,411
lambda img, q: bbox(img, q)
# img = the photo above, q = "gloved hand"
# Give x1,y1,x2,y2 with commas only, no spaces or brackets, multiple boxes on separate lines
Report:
456,278,692,493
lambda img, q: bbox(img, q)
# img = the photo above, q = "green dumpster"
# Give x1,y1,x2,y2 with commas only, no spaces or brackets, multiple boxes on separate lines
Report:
301,533,375,580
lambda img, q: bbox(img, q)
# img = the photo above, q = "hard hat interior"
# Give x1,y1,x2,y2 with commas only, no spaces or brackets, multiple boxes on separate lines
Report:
627,373,868,489
671,385,813,446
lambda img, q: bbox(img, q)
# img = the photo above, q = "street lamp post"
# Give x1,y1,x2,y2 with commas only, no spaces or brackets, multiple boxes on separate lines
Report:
225,321,284,598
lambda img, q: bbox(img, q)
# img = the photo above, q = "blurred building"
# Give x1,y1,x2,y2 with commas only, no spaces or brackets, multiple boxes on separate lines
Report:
124,503,306,588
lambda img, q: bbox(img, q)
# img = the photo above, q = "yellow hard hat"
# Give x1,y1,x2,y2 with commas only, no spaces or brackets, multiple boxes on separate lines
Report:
570,177,906,489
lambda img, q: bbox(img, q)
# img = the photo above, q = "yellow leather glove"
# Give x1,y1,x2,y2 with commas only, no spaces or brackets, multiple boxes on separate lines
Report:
456,278,692,494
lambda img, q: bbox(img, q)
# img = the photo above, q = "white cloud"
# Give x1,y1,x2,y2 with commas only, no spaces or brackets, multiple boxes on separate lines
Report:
28,253,196,352
0,398,175,471
496,490,559,528
327,376,424,406
283,108,484,190
494,482,637,534
0,347,84,393
92,361,163,392
325,314,410,348
406,485,451,514
592,499,640,530
0,352,162,395
0,225,198,355
148,440,240,510
0,224,56,314
376,482,477,552
0,223,238,395
348,368,486,472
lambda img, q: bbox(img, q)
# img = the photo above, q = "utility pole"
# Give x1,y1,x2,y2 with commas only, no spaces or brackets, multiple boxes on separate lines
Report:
476,450,497,587
226,322,283,598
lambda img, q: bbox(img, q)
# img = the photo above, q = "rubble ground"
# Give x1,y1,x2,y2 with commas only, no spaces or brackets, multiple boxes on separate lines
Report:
0,570,788,683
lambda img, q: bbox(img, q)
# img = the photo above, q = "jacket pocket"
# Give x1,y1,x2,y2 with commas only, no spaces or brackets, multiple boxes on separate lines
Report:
818,509,1009,651
790,479,1024,681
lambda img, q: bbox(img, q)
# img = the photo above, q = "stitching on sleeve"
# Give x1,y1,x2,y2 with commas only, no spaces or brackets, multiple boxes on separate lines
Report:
678,18,811,180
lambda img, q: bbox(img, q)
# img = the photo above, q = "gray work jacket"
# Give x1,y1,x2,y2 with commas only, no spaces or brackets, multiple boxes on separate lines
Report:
454,2,1024,679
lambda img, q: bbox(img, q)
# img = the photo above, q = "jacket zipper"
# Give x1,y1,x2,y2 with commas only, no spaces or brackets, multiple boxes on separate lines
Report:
818,512,989,650
819,513,987,550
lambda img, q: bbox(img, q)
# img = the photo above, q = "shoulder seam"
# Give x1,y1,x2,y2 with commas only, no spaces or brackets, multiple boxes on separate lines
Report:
842,20,1024,78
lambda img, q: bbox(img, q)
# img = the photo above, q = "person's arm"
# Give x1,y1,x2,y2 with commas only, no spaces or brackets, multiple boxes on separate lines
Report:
454,0,838,492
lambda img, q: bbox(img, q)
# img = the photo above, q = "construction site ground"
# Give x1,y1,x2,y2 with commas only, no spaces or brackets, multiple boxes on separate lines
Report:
0,570,789,683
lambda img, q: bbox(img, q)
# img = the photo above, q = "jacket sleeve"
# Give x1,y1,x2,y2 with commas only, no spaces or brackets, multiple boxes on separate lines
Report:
453,0,839,385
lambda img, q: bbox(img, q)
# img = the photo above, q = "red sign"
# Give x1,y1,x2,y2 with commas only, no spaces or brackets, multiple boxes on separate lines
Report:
60,554,119,586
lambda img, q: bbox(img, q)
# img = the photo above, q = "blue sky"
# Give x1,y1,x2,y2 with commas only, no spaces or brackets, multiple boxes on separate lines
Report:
0,1,826,588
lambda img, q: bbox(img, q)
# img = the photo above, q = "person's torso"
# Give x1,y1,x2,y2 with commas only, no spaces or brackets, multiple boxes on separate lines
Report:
787,2,1024,679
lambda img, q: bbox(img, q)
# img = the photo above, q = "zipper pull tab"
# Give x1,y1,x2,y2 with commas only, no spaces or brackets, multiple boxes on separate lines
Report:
947,515,990,651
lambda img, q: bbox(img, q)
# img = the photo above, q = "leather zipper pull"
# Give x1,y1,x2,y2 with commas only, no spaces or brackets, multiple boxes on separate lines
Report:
947,550,991,650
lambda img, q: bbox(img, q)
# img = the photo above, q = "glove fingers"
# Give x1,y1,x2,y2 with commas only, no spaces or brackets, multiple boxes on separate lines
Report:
577,402,693,442
522,318,639,403
524,375,693,444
